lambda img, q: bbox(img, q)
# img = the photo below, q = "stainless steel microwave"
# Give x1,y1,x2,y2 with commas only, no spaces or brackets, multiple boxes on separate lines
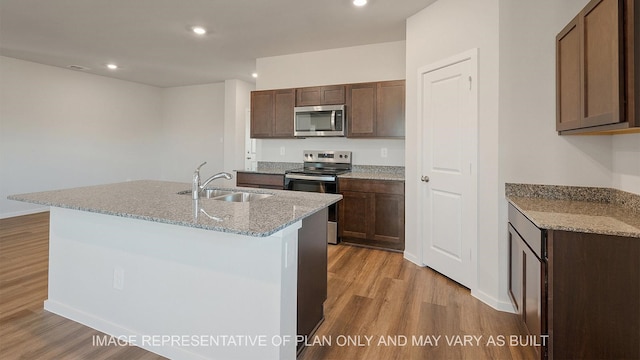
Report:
294,105,345,137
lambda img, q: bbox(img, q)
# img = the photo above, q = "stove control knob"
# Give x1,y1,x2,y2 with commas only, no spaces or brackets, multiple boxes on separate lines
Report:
339,155,343,158
345,154,349,158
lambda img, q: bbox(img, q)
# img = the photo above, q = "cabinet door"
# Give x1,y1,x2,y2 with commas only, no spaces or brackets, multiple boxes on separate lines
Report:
376,80,406,138
250,91,274,138
372,193,405,250
580,0,624,128
508,224,524,313
338,191,371,240
296,85,345,106
523,243,545,349
556,16,582,131
273,89,295,137
347,83,376,137
321,85,346,105
296,87,321,106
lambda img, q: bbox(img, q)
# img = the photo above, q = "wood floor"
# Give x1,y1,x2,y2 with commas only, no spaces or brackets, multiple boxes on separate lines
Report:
0,212,537,360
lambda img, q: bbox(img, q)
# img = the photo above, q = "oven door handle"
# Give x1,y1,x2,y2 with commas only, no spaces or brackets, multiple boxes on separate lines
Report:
285,174,337,182
330,111,336,131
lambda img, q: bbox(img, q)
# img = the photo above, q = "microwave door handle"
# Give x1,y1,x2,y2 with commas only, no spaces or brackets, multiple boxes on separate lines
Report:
330,111,336,131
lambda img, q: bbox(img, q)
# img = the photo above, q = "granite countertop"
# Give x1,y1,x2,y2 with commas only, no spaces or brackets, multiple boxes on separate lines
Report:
8,180,342,237
238,162,405,181
506,184,640,238
236,162,302,175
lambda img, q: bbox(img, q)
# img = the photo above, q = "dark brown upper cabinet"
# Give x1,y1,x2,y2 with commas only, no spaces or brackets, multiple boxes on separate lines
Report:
295,85,345,106
250,89,295,138
347,80,405,138
556,0,640,134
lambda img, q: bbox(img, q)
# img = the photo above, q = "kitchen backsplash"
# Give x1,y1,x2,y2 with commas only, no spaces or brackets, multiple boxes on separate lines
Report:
256,138,405,166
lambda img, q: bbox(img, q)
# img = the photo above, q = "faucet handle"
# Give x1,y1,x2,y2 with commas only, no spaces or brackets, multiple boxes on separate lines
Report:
195,162,207,171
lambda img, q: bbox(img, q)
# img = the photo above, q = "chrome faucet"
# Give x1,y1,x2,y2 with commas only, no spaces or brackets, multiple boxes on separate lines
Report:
192,162,233,200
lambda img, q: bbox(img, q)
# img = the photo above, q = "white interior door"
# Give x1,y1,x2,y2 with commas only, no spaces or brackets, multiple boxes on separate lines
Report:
418,50,478,289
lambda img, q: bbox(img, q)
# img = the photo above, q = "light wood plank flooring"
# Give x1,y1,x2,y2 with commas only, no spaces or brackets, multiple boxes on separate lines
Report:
1,212,536,359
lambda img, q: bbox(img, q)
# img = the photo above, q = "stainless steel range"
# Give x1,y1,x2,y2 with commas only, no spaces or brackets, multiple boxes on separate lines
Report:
284,150,352,244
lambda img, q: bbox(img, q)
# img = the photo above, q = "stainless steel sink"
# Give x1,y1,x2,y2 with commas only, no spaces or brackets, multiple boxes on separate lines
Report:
177,189,234,199
178,189,273,202
213,192,273,202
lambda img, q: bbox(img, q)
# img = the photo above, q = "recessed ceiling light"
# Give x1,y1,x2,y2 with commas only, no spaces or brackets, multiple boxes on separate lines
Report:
353,0,367,6
252,72,258,78
106,63,118,70
191,26,207,35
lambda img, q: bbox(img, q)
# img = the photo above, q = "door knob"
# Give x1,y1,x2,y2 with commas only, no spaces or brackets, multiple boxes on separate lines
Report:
421,176,430,182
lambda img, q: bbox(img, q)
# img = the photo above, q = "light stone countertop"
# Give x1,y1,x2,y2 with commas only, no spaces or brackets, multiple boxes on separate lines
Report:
338,172,405,181
8,180,342,237
236,162,302,175
338,165,405,181
506,184,640,238
237,163,406,181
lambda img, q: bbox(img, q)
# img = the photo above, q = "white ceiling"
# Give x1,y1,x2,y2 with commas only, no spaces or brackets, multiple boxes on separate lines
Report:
0,0,436,88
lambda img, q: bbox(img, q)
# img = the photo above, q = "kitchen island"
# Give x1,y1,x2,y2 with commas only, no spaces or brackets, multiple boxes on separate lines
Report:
8,180,342,360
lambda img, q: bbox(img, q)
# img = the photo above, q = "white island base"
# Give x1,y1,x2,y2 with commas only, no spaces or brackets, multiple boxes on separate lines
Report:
45,207,300,360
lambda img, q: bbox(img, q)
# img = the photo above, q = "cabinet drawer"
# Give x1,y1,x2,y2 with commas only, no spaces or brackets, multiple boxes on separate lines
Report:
339,178,404,194
508,203,545,260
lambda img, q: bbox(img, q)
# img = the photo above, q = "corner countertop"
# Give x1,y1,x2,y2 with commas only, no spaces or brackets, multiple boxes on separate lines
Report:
8,180,342,237
506,184,640,238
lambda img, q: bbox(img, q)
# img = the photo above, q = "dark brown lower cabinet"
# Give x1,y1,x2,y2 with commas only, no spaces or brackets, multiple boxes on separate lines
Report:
297,208,327,354
547,230,640,360
508,222,546,359
508,204,640,359
338,178,405,251
235,172,284,190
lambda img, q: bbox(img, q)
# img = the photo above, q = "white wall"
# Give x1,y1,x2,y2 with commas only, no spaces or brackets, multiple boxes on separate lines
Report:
0,56,163,217
405,0,502,308
255,41,406,166
257,41,406,90
1,57,249,218
612,134,640,193
160,83,226,184
497,0,640,309
499,0,612,188
224,79,255,177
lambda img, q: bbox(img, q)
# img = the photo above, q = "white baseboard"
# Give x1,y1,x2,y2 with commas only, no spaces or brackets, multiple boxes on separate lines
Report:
472,289,516,313
403,251,423,266
0,207,49,219
44,300,208,360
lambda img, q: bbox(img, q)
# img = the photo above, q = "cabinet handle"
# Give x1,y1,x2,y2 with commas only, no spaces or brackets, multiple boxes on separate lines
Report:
421,176,430,182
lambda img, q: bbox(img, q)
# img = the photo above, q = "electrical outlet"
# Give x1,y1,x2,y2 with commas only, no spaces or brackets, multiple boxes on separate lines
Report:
113,267,124,290
280,146,286,156
381,148,388,158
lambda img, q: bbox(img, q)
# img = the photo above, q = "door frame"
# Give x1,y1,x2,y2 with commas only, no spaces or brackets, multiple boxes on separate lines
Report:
415,48,479,293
